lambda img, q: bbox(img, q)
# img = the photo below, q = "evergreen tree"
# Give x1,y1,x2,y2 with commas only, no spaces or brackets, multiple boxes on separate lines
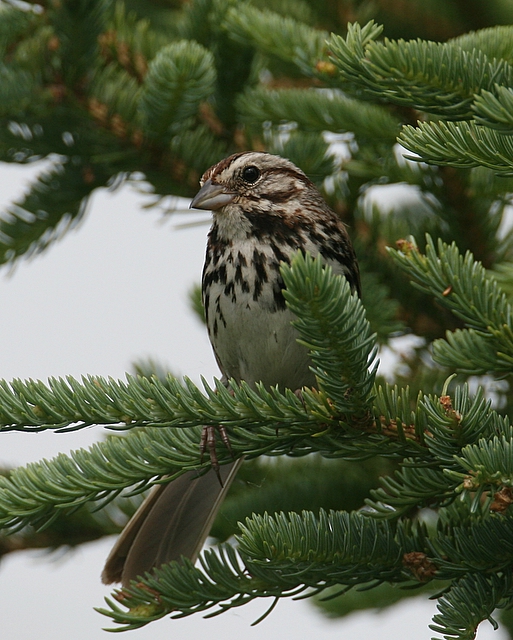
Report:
2,1,513,638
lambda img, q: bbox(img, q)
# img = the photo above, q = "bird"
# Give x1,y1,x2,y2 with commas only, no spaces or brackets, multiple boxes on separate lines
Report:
102,151,360,587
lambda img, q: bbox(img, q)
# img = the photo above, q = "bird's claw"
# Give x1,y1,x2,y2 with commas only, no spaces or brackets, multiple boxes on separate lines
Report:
200,425,234,486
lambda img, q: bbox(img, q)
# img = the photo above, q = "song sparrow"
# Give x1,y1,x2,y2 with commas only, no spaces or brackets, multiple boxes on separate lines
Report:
102,152,360,586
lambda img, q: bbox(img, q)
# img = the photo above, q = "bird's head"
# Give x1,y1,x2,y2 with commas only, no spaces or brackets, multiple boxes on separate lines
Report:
190,152,319,214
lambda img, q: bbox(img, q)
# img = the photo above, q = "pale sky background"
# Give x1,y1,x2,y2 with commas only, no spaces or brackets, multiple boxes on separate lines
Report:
0,161,503,639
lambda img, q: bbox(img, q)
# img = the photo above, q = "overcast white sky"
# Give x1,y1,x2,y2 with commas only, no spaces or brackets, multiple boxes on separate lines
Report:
0,161,502,640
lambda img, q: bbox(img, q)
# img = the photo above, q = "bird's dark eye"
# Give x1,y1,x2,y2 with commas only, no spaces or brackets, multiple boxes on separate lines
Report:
241,165,261,184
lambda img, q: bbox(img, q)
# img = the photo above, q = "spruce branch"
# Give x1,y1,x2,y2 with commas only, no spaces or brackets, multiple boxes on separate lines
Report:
0,64,38,117
451,26,513,63
0,160,91,264
325,20,384,83
101,0,167,76
138,40,216,139
223,4,327,72
314,579,438,620
89,63,141,131
0,373,329,434
433,511,513,572
0,383,414,536
49,0,113,86
368,385,508,517
237,510,414,574
358,271,404,342
237,87,400,143
399,120,513,175
98,492,513,632
266,131,334,186
213,457,396,543
0,4,37,55
474,86,513,132
328,22,513,118
0,104,144,265
433,328,513,375
0,253,412,533
98,511,426,630
170,124,227,175
0,253,377,433
182,0,254,130
281,252,378,416
3,9,513,637
430,572,512,640
449,435,513,492
389,236,512,331
373,384,424,441
389,236,513,374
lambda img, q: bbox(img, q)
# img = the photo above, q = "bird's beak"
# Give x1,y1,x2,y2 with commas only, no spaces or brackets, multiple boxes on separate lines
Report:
189,179,235,211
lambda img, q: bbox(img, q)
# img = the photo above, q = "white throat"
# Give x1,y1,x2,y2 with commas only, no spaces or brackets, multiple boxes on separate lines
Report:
213,203,254,241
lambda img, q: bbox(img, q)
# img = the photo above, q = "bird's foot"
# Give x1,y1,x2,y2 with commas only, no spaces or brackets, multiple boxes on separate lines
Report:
200,425,234,486
294,388,306,404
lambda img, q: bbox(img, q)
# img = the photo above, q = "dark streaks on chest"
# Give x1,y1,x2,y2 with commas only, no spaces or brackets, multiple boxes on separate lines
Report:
205,223,230,268
308,220,361,296
251,248,286,310
270,243,288,263
244,209,302,248
211,294,227,338
203,263,227,290
252,248,268,301
273,282,287,311
234,252,250,293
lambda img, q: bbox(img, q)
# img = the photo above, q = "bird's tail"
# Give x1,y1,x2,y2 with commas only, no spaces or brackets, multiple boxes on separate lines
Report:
102,460,242,586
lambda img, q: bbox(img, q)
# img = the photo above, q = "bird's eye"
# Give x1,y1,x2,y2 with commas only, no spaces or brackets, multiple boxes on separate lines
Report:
241,165,261,184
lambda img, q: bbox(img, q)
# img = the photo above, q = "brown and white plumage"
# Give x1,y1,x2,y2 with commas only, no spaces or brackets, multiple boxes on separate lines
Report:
102,152,359,587
199,152,360,390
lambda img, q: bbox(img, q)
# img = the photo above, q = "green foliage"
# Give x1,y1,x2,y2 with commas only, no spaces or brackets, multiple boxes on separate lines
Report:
170,124,227,175
0,255,404,534
108,0,168,62
0,65,37,117
0,4,37,55
315,580,439,619
329,20,513,182
0,160,90,263
329,22,513,119
390,236,513,374
99,511,425,629
49,0,114,86
282,252,377,415
98,503,513,636
351,270,405,343
370,385,510,516
3,1,513,638
0,108,138,264
400,120,513,175
452,25,513,61
328,22,513,118
474,86,513,133
139,40,216,138
430,573,511,640
188,282,205,324
212,456,395,542
224,3,327,72
237,87,400,143
89,63,141,126
0,499,122,557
